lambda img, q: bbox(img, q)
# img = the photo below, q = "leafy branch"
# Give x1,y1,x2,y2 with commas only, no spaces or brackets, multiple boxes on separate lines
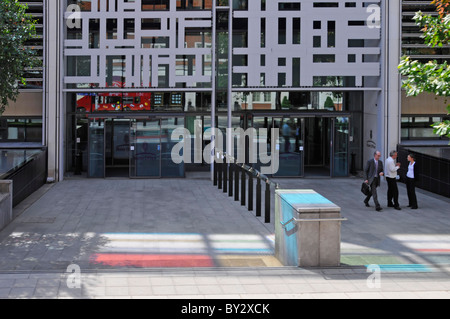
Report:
0,0,41,114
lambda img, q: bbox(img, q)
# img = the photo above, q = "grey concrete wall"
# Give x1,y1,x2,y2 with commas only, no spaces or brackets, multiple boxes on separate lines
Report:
0,180,13,231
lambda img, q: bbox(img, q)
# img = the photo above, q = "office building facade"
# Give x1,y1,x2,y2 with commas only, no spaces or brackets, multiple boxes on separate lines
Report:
2,0,410,181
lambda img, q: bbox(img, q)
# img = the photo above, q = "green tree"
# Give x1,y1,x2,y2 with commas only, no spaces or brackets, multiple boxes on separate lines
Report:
398,0,450,140
0,0,41,114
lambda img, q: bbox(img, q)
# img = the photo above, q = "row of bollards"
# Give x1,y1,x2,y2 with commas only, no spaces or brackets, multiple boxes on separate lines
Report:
213,152,276,224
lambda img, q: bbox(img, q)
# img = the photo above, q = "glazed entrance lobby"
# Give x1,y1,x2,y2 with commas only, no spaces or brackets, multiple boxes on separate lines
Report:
67,91,360,179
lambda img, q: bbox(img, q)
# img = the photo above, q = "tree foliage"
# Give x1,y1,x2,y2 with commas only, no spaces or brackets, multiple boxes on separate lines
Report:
398,0,450,140
0,0,41,114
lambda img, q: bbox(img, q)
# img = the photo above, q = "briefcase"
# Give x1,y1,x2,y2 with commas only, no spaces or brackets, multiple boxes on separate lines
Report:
361,182,370,196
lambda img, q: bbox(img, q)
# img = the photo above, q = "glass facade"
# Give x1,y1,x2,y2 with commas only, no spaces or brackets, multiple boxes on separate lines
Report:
0,118,43,143
63,0,381,178
401,0,450,143
18,0,44,89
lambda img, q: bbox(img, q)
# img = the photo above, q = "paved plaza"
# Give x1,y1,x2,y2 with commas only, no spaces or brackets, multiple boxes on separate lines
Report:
0,173,449,299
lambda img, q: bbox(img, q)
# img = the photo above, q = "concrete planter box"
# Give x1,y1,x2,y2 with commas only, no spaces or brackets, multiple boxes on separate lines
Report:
0,181,13,231
275,189,345,267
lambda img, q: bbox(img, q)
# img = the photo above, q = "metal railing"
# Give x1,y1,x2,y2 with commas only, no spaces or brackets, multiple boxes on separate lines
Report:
213,151,279,223
398,145,450,198
1,147,48,207
280,217,348,229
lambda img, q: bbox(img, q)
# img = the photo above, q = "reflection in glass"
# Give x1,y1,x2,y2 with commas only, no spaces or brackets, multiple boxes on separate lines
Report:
333,117,349,177
274,118,303,177
231,91,344,111
130,120,161,177
161,118,185,177
88,120,105,178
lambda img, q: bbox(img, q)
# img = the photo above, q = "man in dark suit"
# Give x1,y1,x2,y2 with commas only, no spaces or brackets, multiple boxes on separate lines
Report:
364,151,384,211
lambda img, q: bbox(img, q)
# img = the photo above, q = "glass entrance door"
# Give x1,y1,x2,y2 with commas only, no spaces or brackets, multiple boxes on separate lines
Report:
332,117,349,177
130,119,161,178
273,117,304,177
304,117,331,177
88,119,105,178
251,115,348,178
105,119,131,177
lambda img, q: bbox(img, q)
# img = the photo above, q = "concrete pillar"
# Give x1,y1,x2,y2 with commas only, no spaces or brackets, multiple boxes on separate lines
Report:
44,1,64,181
363,0,401,162
385,0,402,154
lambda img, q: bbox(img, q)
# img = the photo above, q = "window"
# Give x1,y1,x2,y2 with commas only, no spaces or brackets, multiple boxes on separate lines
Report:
142,0,170,10
278,73,286,86
141,18,161,30
124,19,135,39
328,21,335,47
177,0,213,10
313,2,339,8
279,18,286,44
106,19,117,39
89,19,100,48
67,56,91,77
279,2,301,10
233,0,248,10
313,36,321,47
0,118,42,142
293,18,301,44
313,55,335,63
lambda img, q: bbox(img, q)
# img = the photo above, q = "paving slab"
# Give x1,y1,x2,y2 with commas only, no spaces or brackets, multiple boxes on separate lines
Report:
0,173,449,299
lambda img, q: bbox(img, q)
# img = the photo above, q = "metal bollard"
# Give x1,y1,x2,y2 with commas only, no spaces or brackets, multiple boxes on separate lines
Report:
265,181,271,223
256,177,261,217
213,161,218,186
218,162,222,190
248,171,253,212
241,166,246,206
234,163,239,202
223,163,228,193
228,163,233,197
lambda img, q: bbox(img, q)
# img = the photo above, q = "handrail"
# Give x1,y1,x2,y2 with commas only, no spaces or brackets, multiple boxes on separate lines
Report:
213,150,278,223
280,217,348,229
215,150,281,189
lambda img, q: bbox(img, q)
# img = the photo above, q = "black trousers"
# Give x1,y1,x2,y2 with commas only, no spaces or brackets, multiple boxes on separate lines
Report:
406,177,418,208
364,179,380,208
386,177,399,207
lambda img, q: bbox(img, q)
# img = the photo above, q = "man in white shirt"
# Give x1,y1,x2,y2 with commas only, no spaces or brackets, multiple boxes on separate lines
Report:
385,150,401,210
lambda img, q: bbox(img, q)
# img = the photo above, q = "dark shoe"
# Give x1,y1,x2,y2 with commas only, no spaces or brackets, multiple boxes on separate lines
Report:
364,201,370,207
376,207,383,212
394,206,402,211
411,206,418,210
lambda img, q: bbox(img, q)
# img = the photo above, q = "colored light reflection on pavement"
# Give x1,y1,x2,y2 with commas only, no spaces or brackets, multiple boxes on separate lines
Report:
90,254,215,268
89,233,275,268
